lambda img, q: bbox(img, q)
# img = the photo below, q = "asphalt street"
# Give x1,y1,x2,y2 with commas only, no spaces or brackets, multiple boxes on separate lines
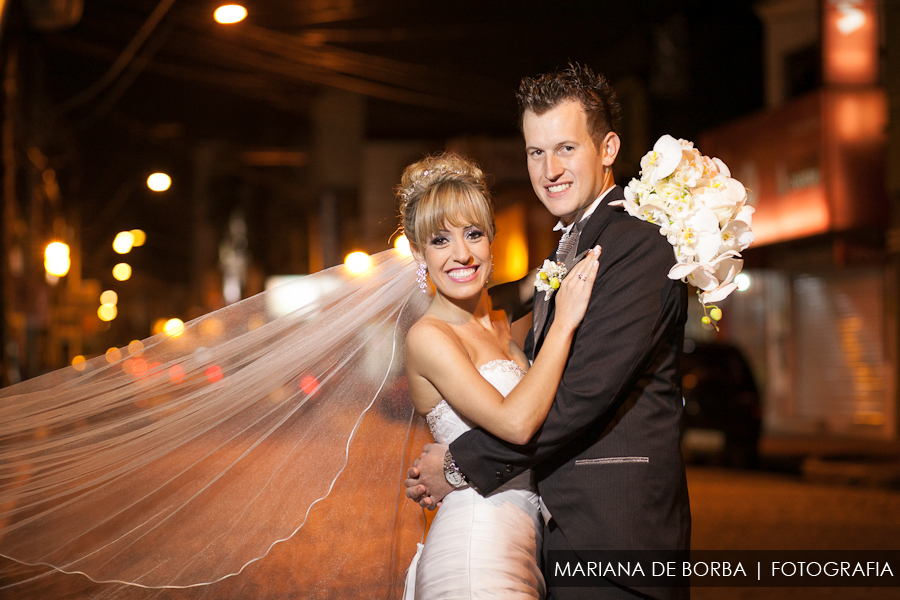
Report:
687,466,900,599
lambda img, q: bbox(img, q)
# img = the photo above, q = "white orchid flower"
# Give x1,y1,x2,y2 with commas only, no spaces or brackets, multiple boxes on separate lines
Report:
675,164,702,188
700,256,742,304
668,261,719,291
635,203,668,225
706,176,746,207
712,157,731,177
644,135,683,185
734,205,755,227
720,219,754,252
680,206,721,264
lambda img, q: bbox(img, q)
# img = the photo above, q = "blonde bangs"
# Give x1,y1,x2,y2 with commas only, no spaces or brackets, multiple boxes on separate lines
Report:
412,180,495,248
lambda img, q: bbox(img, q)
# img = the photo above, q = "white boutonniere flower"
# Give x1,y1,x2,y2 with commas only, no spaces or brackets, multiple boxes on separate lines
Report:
534,260,568,301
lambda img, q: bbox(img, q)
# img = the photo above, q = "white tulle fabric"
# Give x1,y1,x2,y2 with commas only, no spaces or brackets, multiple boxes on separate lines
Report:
406,360,545,600
0,250,430,597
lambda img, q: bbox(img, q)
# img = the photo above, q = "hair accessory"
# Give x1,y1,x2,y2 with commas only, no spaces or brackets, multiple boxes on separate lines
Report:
401,167,468,203
416,262,429,292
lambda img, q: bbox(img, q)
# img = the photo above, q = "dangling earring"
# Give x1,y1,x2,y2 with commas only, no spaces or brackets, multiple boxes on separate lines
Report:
416,263,429,293
488,254,495,282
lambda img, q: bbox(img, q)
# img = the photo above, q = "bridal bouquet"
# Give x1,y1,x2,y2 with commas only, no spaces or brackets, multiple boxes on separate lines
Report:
610,135,754,325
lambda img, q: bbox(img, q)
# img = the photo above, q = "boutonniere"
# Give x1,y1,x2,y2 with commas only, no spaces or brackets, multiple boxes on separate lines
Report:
534,260,567,301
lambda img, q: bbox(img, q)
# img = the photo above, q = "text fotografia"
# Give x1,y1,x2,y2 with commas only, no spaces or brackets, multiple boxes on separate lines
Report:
547,551,900,588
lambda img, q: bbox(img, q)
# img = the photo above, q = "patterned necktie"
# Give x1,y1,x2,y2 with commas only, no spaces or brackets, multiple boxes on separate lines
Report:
556,220,583,265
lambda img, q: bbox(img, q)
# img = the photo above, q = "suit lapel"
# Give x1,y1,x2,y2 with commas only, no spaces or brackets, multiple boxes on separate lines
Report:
533,186,625,354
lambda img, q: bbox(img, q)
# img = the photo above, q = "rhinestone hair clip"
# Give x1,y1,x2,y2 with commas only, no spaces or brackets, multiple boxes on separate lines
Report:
400,167,468,203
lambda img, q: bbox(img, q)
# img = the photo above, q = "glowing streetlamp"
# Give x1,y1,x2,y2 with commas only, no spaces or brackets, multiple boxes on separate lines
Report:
71,355,87,372
394,235,411,256
164,318,185,338
344,251,371,274
112,263,132,281
147,172,171,192
98,304,118,321
44,242,71,277
113,231,136,254
214,4,247,24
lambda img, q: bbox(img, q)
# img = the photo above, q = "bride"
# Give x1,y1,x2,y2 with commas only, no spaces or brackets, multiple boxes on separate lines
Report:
0,151,595,599
397,152,600,599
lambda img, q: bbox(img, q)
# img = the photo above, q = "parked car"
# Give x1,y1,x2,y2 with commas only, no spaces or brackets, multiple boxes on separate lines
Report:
680,341,762,468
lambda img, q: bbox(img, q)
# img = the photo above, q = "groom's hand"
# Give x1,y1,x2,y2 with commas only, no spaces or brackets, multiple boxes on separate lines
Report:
404,443,452,510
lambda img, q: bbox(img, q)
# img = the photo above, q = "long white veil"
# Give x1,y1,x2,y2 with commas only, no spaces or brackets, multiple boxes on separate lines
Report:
0,249,431,598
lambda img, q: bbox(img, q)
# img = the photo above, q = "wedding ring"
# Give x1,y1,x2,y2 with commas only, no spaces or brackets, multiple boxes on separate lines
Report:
577,273,587,281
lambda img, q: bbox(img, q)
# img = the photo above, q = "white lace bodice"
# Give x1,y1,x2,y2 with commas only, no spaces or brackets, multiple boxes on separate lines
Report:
425,359,527,445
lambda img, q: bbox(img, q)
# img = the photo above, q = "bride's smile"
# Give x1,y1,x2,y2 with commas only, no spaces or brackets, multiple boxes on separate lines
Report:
420,223,491,302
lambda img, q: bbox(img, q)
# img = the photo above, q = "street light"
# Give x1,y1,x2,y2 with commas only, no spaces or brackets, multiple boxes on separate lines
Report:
98,304,118,321
44,242,71,277
113,231,136,254
164,318,185,338
214,4,247,24
112,263,132,281
147,172,171,192
344,251,371,274
394,235,411,256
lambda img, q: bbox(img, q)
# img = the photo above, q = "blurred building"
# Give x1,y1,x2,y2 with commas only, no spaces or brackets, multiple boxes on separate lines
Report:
699,0,896,453
0,1,764,382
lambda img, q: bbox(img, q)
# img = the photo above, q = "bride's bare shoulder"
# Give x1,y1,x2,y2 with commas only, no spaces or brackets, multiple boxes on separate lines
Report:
406,314,464,357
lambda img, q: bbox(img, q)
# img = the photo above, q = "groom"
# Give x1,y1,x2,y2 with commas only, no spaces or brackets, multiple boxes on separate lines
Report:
406,64,691,599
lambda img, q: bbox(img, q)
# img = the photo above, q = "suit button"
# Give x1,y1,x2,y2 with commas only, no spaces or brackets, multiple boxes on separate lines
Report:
495,471,503,479
506,465,514,473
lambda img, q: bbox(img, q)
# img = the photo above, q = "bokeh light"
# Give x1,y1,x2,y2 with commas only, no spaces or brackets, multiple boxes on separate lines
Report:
44,242,71,277
147,172,171,192
394,234,411,256
164,318,185,338
735,272,751,292
128,340,144,356
131,358,148,376
113,263,132,281
199,317,224,337
248,314,266,331
113,231,136,254
344,251,371,274
98,304,118,321
206,365,224,383
100,290,118,305
169,364,185,384
300,375,320,395
105,347,122,363
71,355,87,372
130,229,147,246
214,4,247,24
152,318,168,335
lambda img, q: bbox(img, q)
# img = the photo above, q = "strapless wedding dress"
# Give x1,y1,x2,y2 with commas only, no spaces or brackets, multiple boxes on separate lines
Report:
405,359,546,600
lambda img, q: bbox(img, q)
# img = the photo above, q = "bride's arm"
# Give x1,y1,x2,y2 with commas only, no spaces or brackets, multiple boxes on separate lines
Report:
487,268,538,324
407,248,600,445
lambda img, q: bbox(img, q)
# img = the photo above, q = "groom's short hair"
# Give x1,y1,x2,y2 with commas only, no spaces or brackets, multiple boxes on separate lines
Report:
516,63,622,151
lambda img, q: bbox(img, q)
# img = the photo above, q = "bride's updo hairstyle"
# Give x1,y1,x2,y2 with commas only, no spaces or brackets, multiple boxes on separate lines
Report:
397,152,495,252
